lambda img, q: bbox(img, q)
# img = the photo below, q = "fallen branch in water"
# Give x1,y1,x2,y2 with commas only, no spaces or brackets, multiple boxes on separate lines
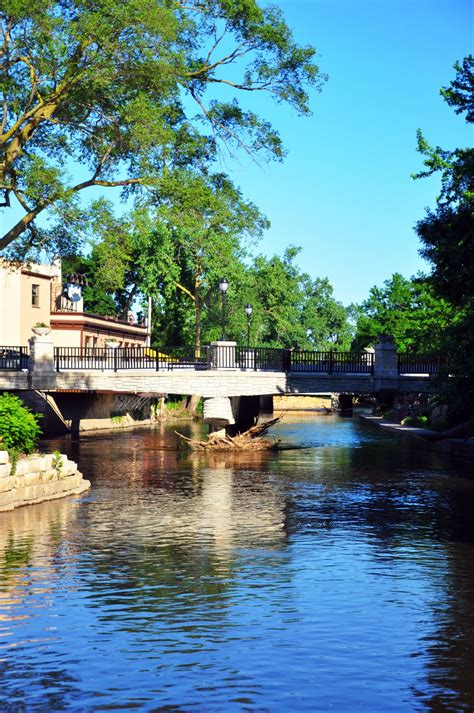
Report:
175,416,283,451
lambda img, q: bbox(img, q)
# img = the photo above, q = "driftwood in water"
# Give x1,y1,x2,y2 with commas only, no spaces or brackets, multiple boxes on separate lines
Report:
176,416,283,451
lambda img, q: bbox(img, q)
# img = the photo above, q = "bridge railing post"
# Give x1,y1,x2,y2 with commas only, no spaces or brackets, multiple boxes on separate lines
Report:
210,341,236,369
328,351,333,375
374,335,399,392
28,334,55,375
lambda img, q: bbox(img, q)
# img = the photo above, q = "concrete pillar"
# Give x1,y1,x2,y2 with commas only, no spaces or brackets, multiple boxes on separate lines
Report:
228,395,261,435
202,396,235,436
28,334,55,374
338,393,353,413
210,341,237,369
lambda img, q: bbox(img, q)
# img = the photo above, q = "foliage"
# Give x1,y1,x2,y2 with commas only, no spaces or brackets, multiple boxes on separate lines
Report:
239,247,352,350
413,56,474,419
352,273,455,352
0,0,324,257
0,393,42,454
52,449,64,477
440,55,474,123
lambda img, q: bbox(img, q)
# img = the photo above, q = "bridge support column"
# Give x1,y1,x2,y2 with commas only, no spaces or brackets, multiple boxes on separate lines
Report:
28,334,55,375
227,395,261,435
338,393,353,413
202,396,235,437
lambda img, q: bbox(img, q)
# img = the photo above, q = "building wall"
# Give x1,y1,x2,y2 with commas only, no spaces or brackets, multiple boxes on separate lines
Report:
0,267,22,345
20,272,52,344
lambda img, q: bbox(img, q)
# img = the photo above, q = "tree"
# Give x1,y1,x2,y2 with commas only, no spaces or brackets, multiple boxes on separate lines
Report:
352,273,455,352
65,170,268,348
0,0,323,257
413,56,474,419
242,247,351,349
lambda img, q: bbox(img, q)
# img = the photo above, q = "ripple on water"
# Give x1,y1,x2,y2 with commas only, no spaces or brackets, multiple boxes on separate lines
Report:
1,416,474,711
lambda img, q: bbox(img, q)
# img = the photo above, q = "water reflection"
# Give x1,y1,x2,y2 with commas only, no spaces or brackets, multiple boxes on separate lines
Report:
0,415,473,711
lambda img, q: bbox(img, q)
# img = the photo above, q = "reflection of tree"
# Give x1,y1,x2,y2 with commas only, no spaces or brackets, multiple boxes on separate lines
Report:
269,424,474,710
0,499,84,709
65,432,289,634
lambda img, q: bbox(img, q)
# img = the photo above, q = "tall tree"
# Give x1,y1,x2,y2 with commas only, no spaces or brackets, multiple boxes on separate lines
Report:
243,247,351,349
352,273,455,352
67,171,268,348
413,56,474,419
0,0,323,256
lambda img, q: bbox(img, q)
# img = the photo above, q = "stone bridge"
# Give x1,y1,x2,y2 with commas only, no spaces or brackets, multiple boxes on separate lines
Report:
0,336,445,433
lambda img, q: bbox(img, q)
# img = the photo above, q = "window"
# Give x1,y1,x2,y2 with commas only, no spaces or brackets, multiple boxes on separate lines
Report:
32,284,40,307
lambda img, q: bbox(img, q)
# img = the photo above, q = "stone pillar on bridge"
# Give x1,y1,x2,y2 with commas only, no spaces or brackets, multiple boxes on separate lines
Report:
210,341,237,369
374,335,398,396
202,396,235,437
28,334,55,375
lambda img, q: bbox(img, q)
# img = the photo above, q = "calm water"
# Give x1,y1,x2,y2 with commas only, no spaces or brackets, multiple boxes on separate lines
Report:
1,415,474,712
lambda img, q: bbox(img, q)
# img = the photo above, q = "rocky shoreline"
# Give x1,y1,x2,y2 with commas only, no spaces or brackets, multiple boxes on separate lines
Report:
0,450,91,512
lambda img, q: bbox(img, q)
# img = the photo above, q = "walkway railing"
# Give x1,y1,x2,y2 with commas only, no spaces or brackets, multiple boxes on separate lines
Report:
53,345,375,374
398,354,448,375
289,350,374,374
54,346,211,372
0,346,29,370
0,344,448,378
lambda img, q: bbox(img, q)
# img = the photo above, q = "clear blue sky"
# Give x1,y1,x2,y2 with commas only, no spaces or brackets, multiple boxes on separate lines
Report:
2,1,472,307
223,0,473,305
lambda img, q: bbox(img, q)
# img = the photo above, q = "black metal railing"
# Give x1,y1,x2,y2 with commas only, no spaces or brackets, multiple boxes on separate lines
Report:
52,346,447,377
0,346,29,370
398,353,447,375
290,350,374,374
53,345,379,374
54,346,211,372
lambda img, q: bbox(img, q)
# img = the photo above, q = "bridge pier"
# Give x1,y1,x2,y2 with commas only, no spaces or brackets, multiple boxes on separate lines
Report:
202,395,262,436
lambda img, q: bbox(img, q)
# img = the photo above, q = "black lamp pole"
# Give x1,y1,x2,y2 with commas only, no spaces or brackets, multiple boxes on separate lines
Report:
219,278,229,340
245,303,253,347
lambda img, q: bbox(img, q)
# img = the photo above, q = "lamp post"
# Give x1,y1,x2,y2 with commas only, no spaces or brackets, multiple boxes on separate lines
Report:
245,303,253,348
219,278,229,340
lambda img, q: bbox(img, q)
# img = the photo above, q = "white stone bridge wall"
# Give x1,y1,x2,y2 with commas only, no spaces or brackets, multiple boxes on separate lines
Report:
0,368,437,398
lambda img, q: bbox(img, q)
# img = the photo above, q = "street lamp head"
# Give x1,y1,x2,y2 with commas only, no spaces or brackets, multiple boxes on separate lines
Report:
245,303,253,317
219,277,229,294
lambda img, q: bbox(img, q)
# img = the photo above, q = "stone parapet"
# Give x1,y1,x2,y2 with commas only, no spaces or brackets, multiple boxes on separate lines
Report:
28,334,55,374
0,450,91,512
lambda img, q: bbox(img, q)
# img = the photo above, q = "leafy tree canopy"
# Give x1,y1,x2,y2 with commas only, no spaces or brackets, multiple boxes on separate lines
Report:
243,247,352,350
0,0,324,257
413,56,474,419
352,272,455,352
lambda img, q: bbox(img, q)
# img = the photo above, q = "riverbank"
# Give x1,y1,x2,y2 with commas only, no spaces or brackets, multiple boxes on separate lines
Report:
358,413,474,461
0,450,90,512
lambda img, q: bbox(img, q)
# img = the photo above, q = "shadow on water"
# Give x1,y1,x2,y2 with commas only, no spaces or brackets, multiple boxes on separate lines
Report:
1,413,474,711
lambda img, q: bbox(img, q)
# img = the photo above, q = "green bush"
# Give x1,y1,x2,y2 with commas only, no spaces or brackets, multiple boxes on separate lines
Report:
0,394,42,454
402,415,429,428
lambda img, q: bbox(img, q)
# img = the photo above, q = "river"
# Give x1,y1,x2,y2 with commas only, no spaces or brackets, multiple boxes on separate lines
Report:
1,414,473,712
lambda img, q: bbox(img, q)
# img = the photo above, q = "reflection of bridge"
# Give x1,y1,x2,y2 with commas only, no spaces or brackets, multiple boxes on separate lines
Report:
0,338,447,433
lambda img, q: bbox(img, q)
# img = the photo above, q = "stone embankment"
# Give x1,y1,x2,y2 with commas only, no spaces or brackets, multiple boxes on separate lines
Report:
359,414,474,461
0,451,91,512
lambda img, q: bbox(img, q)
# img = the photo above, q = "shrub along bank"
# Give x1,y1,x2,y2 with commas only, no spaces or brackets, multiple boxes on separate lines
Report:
0,393,90,511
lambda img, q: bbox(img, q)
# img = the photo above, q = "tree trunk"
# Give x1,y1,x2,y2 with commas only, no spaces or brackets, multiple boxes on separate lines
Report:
194,286,202,357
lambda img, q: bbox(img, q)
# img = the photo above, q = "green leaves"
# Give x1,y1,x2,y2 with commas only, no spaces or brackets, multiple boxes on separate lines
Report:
353,273,454,352
0,0,324,255
0,393,42,455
